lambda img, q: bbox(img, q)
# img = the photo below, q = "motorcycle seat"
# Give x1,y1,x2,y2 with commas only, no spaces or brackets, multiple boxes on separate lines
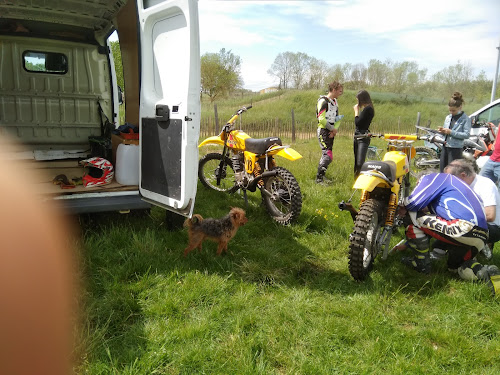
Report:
360,160,397,182
245,137,282,154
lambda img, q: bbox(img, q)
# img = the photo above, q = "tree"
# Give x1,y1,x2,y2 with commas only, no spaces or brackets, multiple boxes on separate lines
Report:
432,61,474,96
201,48,242,102
471,70,492,100
366,59,390,87
325,63,351,86
109,41,124,91
307,57,329,89
268,52,294,89
349,63,367,88
290,52,310,89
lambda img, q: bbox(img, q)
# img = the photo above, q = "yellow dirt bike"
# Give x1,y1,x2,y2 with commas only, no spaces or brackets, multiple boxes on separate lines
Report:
339,133,445,281
198,106,303,225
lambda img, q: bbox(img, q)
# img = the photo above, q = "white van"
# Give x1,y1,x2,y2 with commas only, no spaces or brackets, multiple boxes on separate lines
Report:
470,98,500,132
0,0,201,218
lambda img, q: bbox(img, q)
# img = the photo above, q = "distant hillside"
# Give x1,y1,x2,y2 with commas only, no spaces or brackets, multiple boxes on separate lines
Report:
201,89,490,132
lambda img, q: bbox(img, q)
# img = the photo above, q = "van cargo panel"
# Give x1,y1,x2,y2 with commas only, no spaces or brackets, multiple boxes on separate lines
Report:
0,36,110,146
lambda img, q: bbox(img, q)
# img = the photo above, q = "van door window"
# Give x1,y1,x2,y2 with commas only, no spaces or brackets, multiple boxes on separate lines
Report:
23,51,68,74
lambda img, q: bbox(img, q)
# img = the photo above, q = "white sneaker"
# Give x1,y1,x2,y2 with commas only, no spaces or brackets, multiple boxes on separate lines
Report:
481,244,493,260
430,247,447,260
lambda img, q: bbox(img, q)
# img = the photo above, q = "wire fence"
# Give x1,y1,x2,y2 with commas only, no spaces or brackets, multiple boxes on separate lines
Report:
200,116,429,142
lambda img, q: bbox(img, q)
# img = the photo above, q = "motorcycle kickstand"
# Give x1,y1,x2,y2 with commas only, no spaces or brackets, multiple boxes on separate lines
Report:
243,189,248,208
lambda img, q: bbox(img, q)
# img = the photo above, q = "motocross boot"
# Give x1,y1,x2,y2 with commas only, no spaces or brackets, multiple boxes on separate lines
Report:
480,243,493,260
458,260,500,296
430,240,448,261
401,247,431,274
315,166,328,184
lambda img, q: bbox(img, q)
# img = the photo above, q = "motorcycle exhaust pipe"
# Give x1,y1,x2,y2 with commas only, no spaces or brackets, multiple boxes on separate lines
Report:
338,200,358,221
248,170,278,192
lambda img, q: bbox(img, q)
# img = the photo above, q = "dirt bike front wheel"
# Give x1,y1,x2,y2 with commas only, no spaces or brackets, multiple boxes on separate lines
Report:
411,146,439,176
348,198,385,281
261,167,302,225
198,153,238,193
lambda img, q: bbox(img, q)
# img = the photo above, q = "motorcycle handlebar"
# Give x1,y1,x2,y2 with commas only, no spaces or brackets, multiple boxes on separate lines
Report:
415,125,440,135
236,105,252,115
225,105,253,128
418,134,446,146
353,133,382,139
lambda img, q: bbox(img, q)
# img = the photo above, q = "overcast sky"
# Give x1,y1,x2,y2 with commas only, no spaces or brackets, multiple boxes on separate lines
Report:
198,0,500,91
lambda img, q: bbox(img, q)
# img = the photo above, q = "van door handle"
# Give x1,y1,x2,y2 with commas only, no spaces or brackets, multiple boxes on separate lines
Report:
155,104,170,122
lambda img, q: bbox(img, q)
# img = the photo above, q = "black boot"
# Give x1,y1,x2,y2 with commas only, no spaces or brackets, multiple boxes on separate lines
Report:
401,248,431,274
315,166,326,184
316,166,332,184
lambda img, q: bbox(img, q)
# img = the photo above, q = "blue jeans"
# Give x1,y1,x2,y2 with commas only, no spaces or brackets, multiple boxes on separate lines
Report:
439,147,463,172
479,158,500,185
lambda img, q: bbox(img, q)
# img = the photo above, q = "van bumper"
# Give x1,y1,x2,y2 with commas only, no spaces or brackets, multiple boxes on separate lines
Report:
53,191,151,214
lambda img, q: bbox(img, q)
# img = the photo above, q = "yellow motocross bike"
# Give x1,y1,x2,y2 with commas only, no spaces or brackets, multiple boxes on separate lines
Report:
339,133,445,281
198,106,303,225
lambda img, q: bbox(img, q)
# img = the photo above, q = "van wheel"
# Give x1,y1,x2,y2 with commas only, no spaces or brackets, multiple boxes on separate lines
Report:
165,210,185,230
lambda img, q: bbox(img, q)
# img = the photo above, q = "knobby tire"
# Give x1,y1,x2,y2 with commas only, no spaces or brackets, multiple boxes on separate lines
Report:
348,199,384,281
412,146,439,175
198,153,238,193
262,167,302,225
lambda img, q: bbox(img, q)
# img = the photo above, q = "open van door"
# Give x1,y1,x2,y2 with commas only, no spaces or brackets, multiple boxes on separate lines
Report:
137,0,200,217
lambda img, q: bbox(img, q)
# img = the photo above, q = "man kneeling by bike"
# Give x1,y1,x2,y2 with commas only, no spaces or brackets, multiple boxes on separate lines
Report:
396,172,500,294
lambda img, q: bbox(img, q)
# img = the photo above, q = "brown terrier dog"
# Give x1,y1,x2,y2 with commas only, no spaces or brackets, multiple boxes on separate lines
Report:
183,207,248,257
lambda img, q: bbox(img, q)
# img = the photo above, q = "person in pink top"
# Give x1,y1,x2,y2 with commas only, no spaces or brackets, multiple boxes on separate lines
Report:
479,126,500,184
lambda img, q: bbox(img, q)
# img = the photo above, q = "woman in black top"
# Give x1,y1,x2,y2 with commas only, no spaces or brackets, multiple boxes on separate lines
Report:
353,90,375,179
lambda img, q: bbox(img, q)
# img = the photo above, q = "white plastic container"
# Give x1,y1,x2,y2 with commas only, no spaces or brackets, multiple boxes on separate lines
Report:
115,143,139,185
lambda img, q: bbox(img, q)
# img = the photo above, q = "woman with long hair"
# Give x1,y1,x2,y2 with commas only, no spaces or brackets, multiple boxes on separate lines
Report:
353,90,375,179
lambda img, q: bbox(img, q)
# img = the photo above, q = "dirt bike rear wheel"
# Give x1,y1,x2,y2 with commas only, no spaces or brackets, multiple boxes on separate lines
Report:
348,198,385,281
198,153,238,193
261,167,302,225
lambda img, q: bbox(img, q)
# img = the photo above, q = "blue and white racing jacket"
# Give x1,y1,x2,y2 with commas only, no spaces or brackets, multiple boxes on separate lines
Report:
404,173,487,230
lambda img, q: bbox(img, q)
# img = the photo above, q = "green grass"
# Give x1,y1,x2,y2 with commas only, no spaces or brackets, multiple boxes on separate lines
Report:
76,136,500,374
201,89,491,134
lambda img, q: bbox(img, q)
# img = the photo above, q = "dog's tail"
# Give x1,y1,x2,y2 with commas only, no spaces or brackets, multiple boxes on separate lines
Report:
183,214,203,229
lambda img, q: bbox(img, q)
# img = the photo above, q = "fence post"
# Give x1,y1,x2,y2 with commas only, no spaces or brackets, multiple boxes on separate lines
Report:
416,112,421,128
398,116,401,133
291,108,296,142
214,103,219,134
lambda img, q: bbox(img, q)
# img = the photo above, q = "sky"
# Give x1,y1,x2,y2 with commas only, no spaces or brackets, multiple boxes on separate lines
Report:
198,0,500,92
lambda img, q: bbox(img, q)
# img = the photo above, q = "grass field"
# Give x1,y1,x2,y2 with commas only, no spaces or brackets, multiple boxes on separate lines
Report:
76,134,500,374
200,89,491,134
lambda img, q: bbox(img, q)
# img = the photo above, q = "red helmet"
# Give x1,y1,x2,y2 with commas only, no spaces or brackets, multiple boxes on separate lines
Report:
80,157,114,187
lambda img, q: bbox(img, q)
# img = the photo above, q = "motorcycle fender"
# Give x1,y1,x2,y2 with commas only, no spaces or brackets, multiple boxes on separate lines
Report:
353,174,391,190
198,136,224,148
391,181,401,194
275,148,302,161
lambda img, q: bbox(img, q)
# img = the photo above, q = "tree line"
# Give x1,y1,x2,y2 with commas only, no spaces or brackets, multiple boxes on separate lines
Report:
267,52,493,100
200,49,495,102
108,42,495,103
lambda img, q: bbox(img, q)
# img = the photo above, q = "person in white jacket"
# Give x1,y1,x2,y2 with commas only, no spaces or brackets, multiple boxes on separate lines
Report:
315,81,343,183
443,158,500,260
